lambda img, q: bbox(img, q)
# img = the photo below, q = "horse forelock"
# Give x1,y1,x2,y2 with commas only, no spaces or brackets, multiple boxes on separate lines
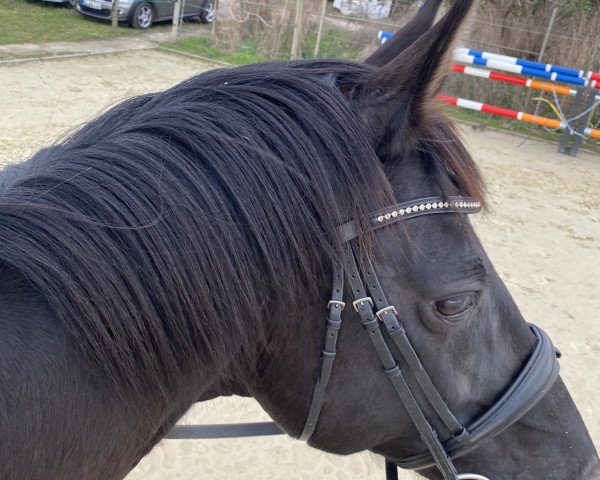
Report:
416,117,487,209
0,61,395,399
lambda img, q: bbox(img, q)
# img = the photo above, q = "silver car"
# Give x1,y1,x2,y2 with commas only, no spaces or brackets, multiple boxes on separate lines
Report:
74,0,214,29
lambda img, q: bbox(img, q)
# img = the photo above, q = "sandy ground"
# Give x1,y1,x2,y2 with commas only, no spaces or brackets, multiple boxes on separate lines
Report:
0,49,598,479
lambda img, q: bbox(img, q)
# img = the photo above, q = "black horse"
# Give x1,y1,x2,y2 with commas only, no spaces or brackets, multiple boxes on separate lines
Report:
0,0,598,478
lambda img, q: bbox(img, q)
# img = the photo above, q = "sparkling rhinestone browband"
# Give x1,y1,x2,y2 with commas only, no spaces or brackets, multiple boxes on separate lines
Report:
339,196,482,242
371,196,481,226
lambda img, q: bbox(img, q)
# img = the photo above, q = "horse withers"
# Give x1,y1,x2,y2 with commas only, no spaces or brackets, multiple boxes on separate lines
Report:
0,0,598,478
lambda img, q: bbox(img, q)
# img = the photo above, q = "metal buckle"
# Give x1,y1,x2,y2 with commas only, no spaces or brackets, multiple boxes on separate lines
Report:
352,297,374,311
327,300,345,310
375,305,397,319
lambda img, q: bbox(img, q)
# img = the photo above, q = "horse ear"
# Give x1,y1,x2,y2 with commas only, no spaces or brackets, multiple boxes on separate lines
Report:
351,0,474,156
364,0,444,68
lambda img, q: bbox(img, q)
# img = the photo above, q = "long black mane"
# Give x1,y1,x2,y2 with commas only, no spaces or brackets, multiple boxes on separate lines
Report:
0,60,483,399
0,61,395,397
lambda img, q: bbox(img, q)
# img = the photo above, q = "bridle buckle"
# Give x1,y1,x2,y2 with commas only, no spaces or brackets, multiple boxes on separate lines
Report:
376,305,398,319
327,300,346,310
352,297,374,311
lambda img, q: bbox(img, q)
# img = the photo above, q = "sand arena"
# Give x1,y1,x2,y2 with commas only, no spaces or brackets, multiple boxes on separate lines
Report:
0,49,598,479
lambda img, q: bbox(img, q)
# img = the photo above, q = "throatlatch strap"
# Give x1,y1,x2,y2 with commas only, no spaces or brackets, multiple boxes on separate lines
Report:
353,243,466,439
345,246,459,480
298,264,345,441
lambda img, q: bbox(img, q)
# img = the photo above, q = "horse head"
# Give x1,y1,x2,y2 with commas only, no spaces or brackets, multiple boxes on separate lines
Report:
248,0,600,477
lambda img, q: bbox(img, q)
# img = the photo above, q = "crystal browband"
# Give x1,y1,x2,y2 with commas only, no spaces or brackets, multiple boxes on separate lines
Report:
372,196,481,225
339,196,482,242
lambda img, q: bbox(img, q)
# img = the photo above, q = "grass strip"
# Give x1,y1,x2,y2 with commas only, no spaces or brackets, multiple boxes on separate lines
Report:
0,0,149,45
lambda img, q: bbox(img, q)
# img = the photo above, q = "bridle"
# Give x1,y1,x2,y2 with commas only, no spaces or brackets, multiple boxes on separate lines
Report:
166,194,561,480
298,195,561,480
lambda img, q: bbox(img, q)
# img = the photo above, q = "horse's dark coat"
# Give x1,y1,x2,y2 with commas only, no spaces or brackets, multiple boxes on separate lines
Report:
0,0,598,478
0,60,484,402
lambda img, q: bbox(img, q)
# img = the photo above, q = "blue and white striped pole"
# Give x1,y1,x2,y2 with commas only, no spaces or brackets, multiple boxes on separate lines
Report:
377,32,590,87
454,52,588,86
455,47,584,79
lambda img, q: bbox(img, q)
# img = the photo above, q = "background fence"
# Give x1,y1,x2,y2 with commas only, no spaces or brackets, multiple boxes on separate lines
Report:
190,0,600,132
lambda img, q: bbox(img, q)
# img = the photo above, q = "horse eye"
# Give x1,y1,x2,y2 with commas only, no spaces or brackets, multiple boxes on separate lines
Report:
435,293,476,318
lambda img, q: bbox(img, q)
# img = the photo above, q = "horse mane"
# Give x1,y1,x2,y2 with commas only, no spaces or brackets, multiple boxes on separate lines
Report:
0,60,484,399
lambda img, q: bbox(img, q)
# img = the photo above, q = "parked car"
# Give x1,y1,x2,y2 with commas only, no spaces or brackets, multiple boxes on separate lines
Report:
74,0,214,29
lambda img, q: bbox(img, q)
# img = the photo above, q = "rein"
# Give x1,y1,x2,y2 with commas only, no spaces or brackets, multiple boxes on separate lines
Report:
166,195,560,480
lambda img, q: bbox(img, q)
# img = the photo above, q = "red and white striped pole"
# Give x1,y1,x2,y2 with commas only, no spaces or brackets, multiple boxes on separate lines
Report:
437,94,600,140
451,65,586,97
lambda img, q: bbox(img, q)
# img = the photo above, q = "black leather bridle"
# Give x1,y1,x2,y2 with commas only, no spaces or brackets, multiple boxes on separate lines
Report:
167,195,560,480
298,195,561,480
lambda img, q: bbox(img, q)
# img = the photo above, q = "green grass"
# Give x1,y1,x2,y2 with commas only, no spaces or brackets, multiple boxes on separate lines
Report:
303,27,363,61
165,26,363,66
0,0,160,45
164,36,268,65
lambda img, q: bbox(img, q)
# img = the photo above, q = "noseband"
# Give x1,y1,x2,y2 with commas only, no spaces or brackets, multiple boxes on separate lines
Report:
299,195,560,480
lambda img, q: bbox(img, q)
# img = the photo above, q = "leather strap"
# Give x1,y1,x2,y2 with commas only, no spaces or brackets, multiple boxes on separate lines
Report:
354,243,466,438
166,422,283,439
345,245,460,480
385,459,399,480
298,264,345,441
339,196,481,242
394,323,560,470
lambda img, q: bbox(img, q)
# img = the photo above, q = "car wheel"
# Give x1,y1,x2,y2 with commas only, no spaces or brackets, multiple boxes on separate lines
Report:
199,0,214,23
131,3,154,29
